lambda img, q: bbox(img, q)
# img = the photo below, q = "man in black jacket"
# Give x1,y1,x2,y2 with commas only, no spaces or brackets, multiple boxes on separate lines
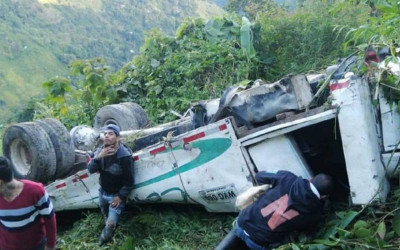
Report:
235,170,334,250
88,124,134,246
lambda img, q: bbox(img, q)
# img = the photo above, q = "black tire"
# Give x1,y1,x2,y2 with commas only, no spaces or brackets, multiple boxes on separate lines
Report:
36,118,75,179
93,102,149,131
121,102,150,128
2,122,57,183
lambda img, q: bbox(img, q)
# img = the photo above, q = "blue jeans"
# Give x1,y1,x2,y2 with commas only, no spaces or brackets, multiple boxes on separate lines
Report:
234,221,267,250
99,189,125,226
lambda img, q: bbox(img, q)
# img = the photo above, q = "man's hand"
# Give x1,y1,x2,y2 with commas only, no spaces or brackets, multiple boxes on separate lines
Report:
96,145,115,159
111,196,123,208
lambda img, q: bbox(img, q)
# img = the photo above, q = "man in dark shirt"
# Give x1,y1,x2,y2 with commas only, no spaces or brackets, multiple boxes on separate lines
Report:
236,170,334,250
87,124,134,246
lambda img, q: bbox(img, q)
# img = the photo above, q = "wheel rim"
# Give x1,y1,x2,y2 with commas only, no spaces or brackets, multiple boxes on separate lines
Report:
10,139,32,175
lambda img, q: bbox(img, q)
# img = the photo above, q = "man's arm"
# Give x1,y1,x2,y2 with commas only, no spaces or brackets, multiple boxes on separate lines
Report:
36,188,57,249
87,149,102,173
44,213,57,250
255,171,280,185
117,156,134,200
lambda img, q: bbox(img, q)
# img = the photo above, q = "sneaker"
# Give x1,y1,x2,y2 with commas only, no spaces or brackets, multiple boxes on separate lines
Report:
98,225,115,246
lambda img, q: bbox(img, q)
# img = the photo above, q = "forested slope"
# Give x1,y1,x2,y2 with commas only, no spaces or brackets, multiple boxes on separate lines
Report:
30,0,368,128
0,0,224,123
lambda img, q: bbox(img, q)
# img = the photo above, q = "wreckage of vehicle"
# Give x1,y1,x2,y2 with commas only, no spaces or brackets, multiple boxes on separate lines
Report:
2,51,400,213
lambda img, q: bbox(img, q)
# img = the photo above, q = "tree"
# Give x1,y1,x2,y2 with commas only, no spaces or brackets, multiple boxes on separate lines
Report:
38,58,118,128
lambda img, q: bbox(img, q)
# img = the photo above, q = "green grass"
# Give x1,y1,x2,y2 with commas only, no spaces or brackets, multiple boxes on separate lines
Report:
59,182,400,250
58,204,235,250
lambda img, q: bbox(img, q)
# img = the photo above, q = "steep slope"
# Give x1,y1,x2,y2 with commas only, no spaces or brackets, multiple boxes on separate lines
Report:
0,0,224,123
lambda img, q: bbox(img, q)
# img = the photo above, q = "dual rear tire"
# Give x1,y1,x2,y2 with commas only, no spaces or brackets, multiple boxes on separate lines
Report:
2,102,149,183
2,119,75,183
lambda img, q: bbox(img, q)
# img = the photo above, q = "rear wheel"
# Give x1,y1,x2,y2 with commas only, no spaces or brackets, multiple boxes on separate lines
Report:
2,122,56,183
36,118,75,179
121,102,150,128
93,102,150,131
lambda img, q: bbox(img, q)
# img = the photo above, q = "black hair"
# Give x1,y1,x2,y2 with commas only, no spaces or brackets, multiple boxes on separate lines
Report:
311,173,334,196
0,156,13,182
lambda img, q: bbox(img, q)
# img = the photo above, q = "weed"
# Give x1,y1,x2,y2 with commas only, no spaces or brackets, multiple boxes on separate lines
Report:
58,204,235,250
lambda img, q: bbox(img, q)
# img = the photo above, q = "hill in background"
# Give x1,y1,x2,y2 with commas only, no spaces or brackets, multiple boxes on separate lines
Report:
0,0,224,123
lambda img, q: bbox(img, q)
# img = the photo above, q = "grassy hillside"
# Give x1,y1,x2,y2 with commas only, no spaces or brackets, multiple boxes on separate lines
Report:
0,0,224,124
58,205,234,249
0,21,67,121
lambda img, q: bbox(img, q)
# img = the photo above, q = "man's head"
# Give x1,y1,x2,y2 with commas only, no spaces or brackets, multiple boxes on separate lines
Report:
103,124,121,147
105,124,120,136
311,173,334,196
0,156,13,183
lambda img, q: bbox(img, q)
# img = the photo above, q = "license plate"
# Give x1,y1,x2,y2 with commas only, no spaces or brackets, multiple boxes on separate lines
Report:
199,184,237,203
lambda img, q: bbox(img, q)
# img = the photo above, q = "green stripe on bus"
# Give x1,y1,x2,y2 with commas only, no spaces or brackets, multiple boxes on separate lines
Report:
133,138,231,189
